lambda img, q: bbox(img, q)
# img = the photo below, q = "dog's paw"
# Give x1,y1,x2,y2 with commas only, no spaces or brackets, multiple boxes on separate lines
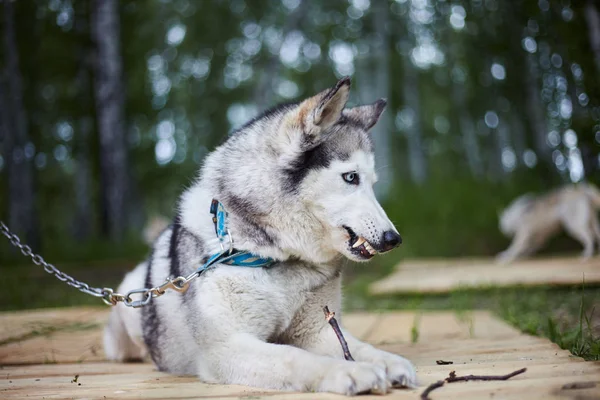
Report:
317,361,389,395
495,252,513,265
369,352,417,389
580,251,594,262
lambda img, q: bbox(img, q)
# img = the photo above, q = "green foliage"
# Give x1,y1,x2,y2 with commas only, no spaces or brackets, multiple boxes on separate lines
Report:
2,0,600,264
383,170,562,259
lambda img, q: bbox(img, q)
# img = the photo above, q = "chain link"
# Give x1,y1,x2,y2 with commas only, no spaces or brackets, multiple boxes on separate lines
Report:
1,221,107,298
1,220,199,308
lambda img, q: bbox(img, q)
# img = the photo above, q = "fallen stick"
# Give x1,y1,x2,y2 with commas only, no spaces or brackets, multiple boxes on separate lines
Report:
420,368,527,400
323,306,354,361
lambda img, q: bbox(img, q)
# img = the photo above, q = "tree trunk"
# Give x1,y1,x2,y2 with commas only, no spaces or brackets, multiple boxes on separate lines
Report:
2,0,38,248
0,74,11,211
524,55,551,166
356,2,393,199
584,0,600,75
495,120,511,178
91,0,128,240
451,77,483,178
252,1,308,110
72,1,93,240
510,113,527,168
401,48,427,184
74,118,93,240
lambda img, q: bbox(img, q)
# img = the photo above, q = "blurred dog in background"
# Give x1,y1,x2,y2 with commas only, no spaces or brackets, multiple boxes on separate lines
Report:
497,182,600,263
142,215,170,245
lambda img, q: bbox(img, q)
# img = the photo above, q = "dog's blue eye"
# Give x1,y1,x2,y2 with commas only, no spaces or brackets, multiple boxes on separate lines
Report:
342,172,359,185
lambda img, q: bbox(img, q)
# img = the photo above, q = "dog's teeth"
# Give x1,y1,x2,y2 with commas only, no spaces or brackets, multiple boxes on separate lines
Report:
352,237,366,248
364,242,377,255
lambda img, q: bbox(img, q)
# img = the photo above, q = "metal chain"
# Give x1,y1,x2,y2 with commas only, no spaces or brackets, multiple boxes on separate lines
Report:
1,221,107,298
0,221,200,308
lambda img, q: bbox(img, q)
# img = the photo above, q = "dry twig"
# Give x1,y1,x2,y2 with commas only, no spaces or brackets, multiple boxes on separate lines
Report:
323,306,354,361
435,360,453,365
420,368,527,400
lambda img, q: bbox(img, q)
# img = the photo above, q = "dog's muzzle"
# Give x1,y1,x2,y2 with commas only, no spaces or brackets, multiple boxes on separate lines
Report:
381,230,402,252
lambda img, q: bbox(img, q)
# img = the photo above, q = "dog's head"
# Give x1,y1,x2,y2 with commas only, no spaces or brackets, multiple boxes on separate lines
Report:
208,77,401,264
498,194,534,237
272,77,401,262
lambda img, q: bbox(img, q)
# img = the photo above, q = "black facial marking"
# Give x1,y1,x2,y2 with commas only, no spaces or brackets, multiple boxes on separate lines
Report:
283,144,330,191
281,115,372,192
283,141,351,193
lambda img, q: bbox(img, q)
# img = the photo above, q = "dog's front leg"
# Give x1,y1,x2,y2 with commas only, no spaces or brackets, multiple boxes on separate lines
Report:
197,333,390,395
300,324,417,388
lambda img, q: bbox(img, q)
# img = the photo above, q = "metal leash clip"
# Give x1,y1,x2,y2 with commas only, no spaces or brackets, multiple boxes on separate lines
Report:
152,276,190,295
101,275,193,308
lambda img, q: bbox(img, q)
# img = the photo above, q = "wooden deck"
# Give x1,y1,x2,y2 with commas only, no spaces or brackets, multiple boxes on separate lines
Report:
1,307,599,399
369,256,600,295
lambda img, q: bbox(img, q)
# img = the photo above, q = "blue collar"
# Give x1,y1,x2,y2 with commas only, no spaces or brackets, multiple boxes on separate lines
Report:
194,200,275,275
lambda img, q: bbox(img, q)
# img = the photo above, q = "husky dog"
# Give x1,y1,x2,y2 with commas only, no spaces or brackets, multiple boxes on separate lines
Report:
104,78,416,395
497,182,600,263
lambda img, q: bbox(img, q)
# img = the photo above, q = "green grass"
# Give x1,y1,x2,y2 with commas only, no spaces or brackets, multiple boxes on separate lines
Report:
410,314,420,344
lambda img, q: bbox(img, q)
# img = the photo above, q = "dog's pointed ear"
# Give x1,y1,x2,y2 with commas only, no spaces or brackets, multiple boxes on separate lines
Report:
296,77,351,140
277,78,351,160
344,99,387,131
312,77,351,128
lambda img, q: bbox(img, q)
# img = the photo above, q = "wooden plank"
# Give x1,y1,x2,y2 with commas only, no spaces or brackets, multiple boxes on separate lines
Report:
0,307,108,365
0,309,520,365
363,310,522,345
369,256,600,295
1,308,599,399
339,312,381,341
0,307,107,343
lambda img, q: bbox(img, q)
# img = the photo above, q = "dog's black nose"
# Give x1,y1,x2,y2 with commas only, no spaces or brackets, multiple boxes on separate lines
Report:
382,230,402,251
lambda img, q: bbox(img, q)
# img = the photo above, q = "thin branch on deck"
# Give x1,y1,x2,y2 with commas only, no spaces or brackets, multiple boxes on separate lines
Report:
323,306,354,361
420,367,527,400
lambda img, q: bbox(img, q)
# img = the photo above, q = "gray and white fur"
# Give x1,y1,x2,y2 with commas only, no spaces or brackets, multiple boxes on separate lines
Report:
497,182,600,263
104,77,416,395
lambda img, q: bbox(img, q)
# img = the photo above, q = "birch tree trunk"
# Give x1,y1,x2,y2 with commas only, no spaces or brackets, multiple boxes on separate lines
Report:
356,2,392,199
91,0,128,240
451,73,483,178
2,0,38,248
401,47,427,184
